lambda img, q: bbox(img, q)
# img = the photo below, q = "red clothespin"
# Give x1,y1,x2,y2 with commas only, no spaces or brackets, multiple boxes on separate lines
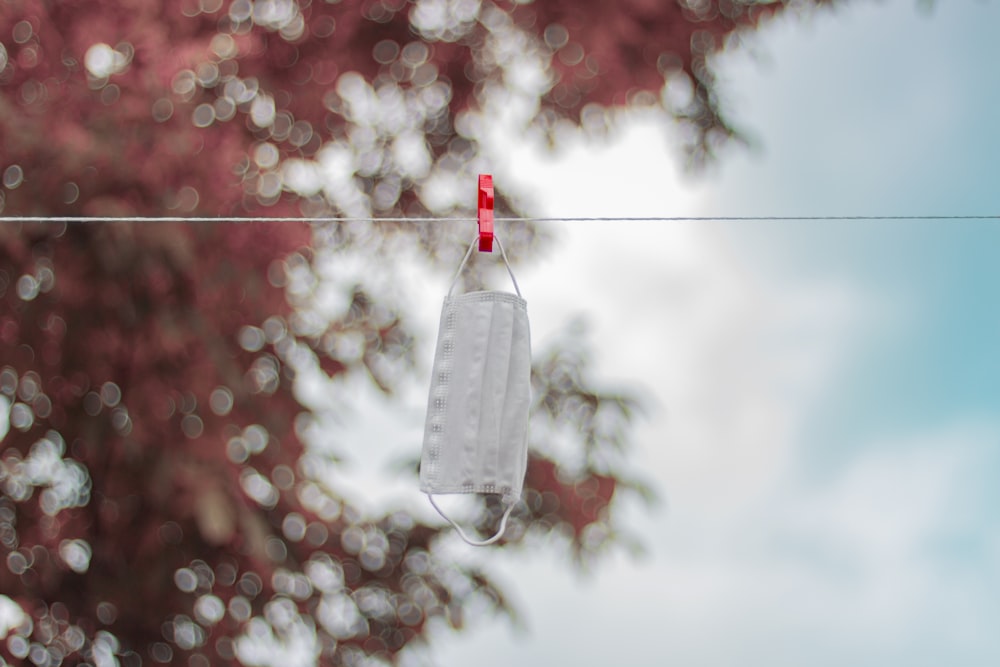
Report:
478,173,494,252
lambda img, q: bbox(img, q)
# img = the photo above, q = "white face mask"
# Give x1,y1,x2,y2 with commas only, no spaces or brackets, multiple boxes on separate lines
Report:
420,237,531,545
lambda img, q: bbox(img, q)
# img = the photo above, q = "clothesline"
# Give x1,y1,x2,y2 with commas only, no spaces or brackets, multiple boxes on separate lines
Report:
0,215,997,224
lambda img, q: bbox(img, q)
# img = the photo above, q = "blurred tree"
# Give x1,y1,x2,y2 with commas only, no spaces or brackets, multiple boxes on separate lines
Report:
0,1,833,665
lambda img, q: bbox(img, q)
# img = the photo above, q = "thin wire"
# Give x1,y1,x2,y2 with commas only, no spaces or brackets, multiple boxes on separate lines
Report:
510,215,1000,222
0,216,470,223
508,215,1000,222
0,215,997,224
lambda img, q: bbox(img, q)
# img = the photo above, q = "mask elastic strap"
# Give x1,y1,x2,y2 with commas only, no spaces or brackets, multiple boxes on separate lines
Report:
447,236,522,298
427,494,517,547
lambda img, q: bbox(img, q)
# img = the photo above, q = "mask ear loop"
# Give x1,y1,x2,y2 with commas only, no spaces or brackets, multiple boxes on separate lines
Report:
428,495,517,546
447,236,522,298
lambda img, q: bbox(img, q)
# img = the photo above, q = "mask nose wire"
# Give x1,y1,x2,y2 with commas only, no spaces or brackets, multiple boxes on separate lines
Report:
427,495,517,546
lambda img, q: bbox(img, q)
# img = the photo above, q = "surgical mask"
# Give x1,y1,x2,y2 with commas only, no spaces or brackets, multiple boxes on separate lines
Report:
420,237,531,546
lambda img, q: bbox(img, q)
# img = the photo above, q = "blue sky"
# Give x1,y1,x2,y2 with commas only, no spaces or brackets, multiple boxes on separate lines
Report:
422,2,1000,666
711,1,1000,464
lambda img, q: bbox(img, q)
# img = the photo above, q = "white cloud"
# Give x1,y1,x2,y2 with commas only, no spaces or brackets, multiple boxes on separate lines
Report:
435,415,1000,666
501,115,871,518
